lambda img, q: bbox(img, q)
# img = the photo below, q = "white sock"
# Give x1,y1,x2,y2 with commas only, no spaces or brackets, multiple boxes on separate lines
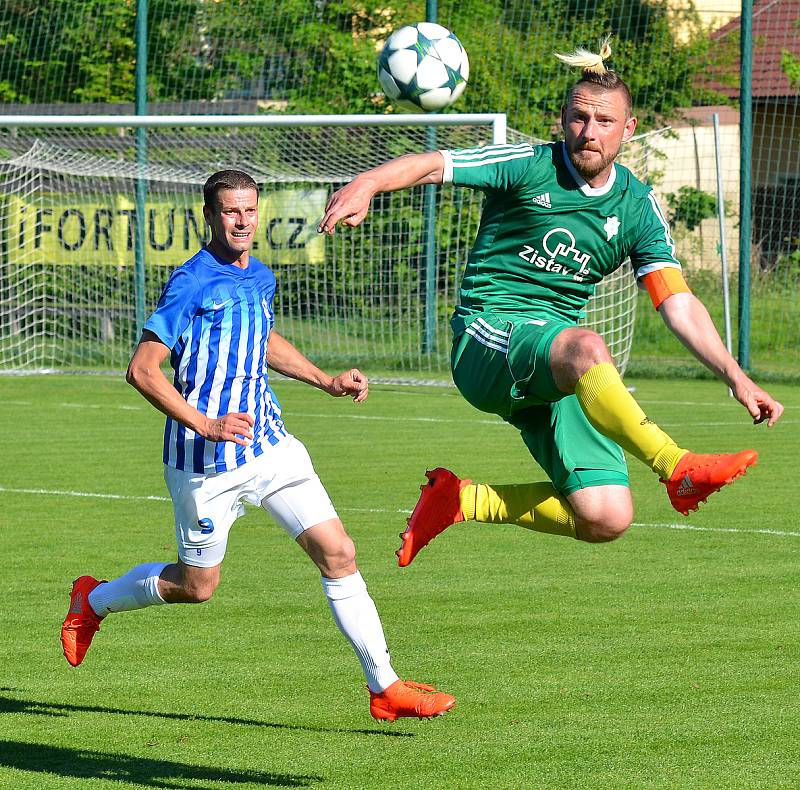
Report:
88,562,168,617
321,571,400,693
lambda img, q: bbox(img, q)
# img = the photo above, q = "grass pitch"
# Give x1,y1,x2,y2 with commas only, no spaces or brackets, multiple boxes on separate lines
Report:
1,373,799,789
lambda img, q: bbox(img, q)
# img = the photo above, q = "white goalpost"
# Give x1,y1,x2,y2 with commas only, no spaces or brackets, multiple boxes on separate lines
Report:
0,113,639,375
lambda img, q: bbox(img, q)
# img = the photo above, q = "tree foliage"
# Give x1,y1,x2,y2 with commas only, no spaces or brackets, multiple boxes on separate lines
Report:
0,0,136,104
781,49,800,91
666,185,718,232
0,0,723,131
779,16,800,91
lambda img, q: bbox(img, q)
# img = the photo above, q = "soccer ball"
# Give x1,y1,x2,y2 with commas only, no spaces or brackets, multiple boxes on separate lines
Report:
377,23,469,112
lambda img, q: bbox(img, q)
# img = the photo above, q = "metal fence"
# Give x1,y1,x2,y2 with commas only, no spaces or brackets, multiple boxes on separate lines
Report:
1,1,798,377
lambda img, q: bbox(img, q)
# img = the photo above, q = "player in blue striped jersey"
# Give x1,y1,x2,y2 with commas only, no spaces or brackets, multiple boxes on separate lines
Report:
147,227,287,474
61,169,455,722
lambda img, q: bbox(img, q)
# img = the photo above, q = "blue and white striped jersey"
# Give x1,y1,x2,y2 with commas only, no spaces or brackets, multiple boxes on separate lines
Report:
144,247,287,474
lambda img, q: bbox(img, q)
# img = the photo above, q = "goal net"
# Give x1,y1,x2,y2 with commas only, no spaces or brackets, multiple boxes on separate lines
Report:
0,115,647,376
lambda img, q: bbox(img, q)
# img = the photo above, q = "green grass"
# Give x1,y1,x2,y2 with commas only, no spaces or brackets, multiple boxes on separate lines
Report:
1,374,799,788
632,268,800,379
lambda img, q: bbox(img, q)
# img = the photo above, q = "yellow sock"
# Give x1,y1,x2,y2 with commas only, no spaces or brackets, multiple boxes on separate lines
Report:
460,482,576,538
574,362,686,479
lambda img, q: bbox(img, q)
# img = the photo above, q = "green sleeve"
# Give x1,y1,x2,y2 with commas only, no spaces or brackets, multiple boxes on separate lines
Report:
629,190,682,278
442,143,541,192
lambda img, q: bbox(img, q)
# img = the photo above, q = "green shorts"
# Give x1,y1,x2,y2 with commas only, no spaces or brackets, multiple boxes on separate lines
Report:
450,312,629,496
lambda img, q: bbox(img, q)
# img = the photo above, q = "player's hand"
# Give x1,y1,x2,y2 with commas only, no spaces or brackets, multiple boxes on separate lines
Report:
204,411,255,445
318,179,374,235
732,382,784,427
328,368,369,403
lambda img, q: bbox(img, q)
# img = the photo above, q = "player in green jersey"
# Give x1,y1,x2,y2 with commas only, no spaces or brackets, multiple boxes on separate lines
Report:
319,37,784,566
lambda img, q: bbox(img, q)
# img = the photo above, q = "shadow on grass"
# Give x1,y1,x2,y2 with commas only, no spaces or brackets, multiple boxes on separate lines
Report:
0,740,321,787
0,694,413,738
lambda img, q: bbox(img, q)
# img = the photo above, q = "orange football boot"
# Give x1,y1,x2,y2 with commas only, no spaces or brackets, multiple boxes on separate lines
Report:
61,575,106,667
370,679,456,721
663,449,758,515
397,467,471,567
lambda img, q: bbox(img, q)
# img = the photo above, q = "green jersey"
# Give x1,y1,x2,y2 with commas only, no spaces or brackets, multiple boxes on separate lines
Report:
443,141,681,331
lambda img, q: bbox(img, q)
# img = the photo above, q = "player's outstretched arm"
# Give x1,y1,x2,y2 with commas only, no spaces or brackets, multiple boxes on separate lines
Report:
267,330,368,403
318,151,445,235
126,330,254,444
658,292,784,426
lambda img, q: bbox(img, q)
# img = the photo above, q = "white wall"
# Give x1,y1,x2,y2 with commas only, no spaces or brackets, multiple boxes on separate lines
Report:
669,0,740,42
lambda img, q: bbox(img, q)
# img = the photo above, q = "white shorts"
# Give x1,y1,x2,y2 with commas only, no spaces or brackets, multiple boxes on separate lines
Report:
164,435,338,568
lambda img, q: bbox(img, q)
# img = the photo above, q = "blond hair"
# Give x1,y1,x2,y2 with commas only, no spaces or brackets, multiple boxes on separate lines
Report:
555,35,613,76
556,35,632,114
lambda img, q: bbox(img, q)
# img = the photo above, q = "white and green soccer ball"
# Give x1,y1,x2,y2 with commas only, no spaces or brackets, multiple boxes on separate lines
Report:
377,23,469,112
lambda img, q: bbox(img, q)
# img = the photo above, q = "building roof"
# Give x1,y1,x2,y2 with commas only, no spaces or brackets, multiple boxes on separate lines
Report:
703,0,800,99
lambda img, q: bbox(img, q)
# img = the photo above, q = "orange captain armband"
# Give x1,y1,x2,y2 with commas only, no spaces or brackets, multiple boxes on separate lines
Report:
641,268,692,310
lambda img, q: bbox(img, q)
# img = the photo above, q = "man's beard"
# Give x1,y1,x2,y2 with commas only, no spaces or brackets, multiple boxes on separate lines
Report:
567,144,619,181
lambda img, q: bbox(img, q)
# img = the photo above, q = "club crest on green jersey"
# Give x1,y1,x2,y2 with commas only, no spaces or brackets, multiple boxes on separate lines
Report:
604,216,620,240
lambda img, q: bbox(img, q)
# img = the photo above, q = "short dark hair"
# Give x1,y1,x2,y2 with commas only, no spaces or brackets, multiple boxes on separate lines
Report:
203,170,259,208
